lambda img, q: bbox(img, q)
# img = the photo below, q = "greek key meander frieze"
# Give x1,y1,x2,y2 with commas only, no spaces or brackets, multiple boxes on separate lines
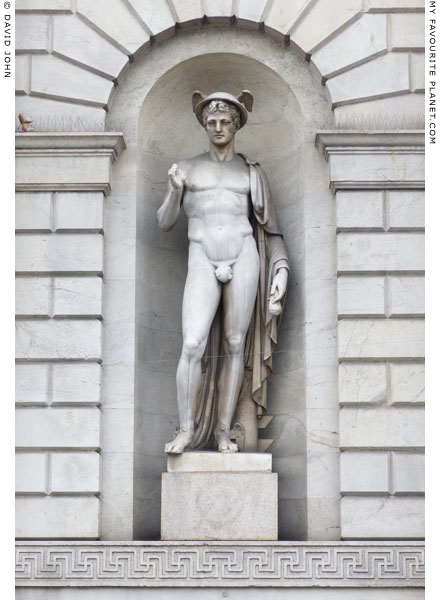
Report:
16,542,425,588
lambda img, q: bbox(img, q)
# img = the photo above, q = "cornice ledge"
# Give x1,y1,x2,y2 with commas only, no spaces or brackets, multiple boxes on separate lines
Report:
315,130,425,159
15,541,425,588
15,132,126,159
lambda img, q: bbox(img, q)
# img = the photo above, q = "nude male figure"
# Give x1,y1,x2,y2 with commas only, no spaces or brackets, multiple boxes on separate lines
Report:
157,91,288,454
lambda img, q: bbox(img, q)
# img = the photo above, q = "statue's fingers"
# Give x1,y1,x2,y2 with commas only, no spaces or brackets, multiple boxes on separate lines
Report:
272,287,283,302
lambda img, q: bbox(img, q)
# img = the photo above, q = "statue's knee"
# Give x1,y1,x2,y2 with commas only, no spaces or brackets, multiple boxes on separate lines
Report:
183,337,203,358
224,334,245,355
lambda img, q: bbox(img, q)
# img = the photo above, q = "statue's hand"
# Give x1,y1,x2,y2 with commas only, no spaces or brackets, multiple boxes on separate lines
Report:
268,267,288,316
168,163,186,190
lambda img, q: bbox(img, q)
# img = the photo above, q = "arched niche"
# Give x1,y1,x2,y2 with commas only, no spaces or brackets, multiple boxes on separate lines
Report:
105,26,335,541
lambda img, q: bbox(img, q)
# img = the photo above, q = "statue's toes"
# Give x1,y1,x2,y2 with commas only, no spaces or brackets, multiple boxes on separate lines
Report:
219,440,238,453
165,441,181,454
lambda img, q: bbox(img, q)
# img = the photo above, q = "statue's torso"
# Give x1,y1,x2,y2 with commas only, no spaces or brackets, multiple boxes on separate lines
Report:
181,154,254,263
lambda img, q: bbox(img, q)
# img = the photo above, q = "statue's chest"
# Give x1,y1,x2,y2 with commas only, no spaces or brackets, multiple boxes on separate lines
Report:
185,162,250,194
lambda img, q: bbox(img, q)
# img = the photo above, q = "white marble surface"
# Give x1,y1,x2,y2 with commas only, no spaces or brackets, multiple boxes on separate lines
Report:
52,15,128,79
16,497,99,538
341,497,424,539
16,14,50,52
339,363,387,405
389,13,424,50
31,55,114,107
76,0,149,55
312,14,387,78
168,451,272,472
340,451,389,493
16,407,100,448
16,320,102,360
389,363,425,405
162,472,278,540
290,0,363,54
340,406,424,449
336,190,384,229
16,0,72,10
338,319,424,359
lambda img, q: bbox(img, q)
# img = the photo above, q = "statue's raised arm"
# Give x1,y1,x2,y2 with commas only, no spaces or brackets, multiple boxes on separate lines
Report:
157,90,289,454
157,163,186,231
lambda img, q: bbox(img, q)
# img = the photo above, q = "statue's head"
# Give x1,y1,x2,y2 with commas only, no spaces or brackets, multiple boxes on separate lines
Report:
192,90,253,131
202,100,241,131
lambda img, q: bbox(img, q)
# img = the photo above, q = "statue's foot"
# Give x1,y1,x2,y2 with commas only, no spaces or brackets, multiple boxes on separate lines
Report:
165,429,193,454
216,431,238,453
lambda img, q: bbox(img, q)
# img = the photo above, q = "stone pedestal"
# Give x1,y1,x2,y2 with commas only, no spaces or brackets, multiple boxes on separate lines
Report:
161,452,278,541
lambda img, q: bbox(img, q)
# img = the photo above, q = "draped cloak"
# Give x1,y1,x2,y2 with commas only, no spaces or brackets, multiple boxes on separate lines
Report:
188,155,290,449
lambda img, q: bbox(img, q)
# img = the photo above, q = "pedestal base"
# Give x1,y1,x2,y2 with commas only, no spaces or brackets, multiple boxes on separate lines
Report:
161,452,278,541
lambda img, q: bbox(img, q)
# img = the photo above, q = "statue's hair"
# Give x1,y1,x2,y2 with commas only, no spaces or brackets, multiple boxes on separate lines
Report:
202,100,241,130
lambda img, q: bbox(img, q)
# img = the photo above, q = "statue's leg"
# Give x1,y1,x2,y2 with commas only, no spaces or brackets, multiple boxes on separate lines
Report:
216,237,260,452
165,243,221,454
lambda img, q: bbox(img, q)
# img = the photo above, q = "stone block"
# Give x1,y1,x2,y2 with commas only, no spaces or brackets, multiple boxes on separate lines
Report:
54,192,104,231
388,191,424,230
389,363,425,405
327,53,409,105
16,0,72,11
168,451,272,472
339,363,387,405
15,277,51,316
340,451,389,493
364,0,425,10
336,190,384,230
337,233,424,272
16,233,103,273
16,152,113,190
392,451,424,493
337,276,385,316
15,192,52,231
388,276,424,316
54,277,102,316
15,452,47,493
290,0,363,54
203,0,233,18
50,451,100,493
338,319,424,359
236,0,268,22
16,14,50,53
411,53,425,92
162,471,278,540
312,14,387,78
15,364,49,405
16,320,102,360
340,407,424,449
390,13,424,50
52,363,101,405
16,55,28,94
125,0,175,36
264,0,312,35
76,0,149,55
52,15,128,80
15,407,100,448
329,152,425,188
334,93,425,129
389,191,425,234
341,496,424,539
16,496,99,538
30,55,114,107
172,0,204,23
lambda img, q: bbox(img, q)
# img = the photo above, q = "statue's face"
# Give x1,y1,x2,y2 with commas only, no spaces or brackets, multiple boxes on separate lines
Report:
204,110,236,146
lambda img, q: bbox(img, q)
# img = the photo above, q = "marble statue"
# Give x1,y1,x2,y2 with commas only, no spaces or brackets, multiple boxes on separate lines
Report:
157,91,289,454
